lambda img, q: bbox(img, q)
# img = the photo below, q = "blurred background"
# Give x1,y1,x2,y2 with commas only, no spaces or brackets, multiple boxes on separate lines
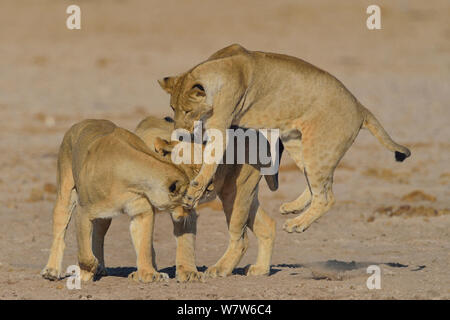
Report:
0,0,448,299
1,0,448,133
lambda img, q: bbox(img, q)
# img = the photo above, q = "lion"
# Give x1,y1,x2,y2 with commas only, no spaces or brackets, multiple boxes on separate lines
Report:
158,44,411,233
41,119,193,283
134,116,278,278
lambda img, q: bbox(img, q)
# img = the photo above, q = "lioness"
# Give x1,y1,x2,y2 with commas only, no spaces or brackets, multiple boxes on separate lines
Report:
134,116,277,277
41,119,192,282
158,44,411,233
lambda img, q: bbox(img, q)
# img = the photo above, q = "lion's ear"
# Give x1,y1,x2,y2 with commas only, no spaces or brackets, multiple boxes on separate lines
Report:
154,137,174,157
158,76,178,94
189,83,206,99
193,76,224,106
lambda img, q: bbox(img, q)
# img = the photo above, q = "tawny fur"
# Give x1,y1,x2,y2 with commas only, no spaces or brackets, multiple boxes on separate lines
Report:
41,119,191,283
159,44,411,233
135,116,277,279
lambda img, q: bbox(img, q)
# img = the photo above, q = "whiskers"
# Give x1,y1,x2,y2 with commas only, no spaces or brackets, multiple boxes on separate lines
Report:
171,206,197,228
181,209,197,229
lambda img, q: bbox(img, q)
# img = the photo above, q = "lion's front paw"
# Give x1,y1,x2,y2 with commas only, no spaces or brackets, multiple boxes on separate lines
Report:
79,265,107,282
128,270,169,283
183,179,207,208
80,269,95,282
41,267,61,281
78,258,100,282
176,270,205,283
205,265,230,278
245,264,270,276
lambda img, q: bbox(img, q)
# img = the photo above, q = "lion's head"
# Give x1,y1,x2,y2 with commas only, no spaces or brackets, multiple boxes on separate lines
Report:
158,73,213,132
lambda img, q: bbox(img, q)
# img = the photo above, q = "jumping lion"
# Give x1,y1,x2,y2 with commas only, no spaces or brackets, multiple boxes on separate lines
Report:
158,44,411,233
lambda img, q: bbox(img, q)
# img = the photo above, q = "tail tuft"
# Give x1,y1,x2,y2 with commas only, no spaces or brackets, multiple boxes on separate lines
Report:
361,106,411,162
395,151,407,162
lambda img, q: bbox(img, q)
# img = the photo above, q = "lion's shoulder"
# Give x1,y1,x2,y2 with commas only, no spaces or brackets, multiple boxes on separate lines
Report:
207,43,249,61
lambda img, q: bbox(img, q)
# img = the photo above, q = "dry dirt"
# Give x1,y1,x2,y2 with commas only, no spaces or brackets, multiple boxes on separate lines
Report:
0,0,449,300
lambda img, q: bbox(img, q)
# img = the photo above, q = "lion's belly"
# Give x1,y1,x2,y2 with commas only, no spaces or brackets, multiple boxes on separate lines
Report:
236,100,302,134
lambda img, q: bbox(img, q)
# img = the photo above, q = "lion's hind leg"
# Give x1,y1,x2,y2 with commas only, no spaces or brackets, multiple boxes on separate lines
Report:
41,189,76,280
245,200,275,276
41,146,76,281
91,218,112,279
206,165,266,278
279,136,312,215
205,188,251,278
283,180,335,233
283,115,359,233
75,206,100,282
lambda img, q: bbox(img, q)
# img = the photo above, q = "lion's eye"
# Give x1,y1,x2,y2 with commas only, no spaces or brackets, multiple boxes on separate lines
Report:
169,181,178,193
170,105,175,111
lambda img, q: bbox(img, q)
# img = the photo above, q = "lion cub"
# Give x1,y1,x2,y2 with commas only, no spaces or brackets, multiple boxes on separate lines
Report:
41,119,191,282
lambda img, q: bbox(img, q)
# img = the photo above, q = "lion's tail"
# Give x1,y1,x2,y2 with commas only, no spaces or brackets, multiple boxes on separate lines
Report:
360,105,411,162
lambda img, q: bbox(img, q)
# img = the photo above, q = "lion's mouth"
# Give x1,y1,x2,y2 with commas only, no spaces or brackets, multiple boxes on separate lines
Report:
171,207,196,224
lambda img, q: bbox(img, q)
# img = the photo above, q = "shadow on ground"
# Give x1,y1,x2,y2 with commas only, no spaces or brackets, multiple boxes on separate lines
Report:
98,259,423,281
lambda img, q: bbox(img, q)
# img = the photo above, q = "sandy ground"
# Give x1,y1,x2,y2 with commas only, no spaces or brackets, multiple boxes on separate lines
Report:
0,0,449,300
